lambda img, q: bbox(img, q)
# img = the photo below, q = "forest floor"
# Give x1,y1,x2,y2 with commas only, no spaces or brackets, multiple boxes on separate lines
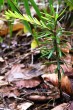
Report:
0,1,73,110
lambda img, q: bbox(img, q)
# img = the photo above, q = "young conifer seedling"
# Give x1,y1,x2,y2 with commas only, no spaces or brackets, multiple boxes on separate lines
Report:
5,0,73,98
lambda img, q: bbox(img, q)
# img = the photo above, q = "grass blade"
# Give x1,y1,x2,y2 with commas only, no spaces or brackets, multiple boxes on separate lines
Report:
30,0,42,19
23,0,31,16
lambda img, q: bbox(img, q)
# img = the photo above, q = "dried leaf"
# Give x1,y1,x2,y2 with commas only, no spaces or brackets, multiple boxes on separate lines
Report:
31,39,38,49
13,77,41,88
5,64,44,82
61,75,73,95
0,76,8,86
0,19,24,36
17,102,33,110
45,62,72,73
27,94,50,101
61,42,71,53
0,86,20,98
26,91,59,101
51,103,68,110
42,73,58,86
42,74,73,95
5,64,25,82
0,57,4,62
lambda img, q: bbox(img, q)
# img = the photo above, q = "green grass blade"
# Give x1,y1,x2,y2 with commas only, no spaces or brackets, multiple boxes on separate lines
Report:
0,0,4,11
0,0,4,6
48,0,53,6
22,0,31,16
7,0,20,13
30,0,42,19
23,20,32,33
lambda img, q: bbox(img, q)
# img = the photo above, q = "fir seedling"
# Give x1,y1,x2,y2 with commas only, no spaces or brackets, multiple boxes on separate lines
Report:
5,0,73,98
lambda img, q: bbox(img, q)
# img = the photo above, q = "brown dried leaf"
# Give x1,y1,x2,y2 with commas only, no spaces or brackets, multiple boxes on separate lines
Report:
27,94,50,101
0,19,24,36
61,54,72,64
61,42,71,53
26,91,59,101
5,64,25,82
61,64,72,73
0,76,8,86
42,74,73,95
13,77,41,88
17,102,33,110
45,62,72,73
61,75,73,95
51,103,68,110
52,102,73,110
0,86,20,98
5,64,44,82
42,73,58,86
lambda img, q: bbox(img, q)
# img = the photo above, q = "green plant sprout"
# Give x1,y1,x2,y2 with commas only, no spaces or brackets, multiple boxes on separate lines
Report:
5,0,73,98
